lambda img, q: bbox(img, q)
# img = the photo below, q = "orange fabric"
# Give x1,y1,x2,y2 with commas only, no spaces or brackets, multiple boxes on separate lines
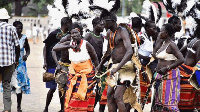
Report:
179,64,194,77
133,31,140,46
65,59,93,108
109,30,117,50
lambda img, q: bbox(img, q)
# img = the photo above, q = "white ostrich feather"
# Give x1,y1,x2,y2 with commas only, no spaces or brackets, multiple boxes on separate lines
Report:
47,0,67,28
183,0,196,16
65,0,92,18
129,12,138,18
142,0,157,23
81,17,94,32
194,7,200,19
162,0,168,6
78,0,91,17
142,0,151,10
67,0,81,17
171,0,181,9
92,0,115,11
151,4,158,23
185,16,197,36
142,0,151,18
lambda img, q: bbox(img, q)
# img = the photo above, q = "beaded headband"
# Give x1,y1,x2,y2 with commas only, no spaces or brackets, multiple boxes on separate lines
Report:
75,28,80,32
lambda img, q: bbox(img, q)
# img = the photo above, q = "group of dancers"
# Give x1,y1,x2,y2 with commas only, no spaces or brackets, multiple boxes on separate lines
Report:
43,0,200,112
42,0,200,111
3,0,200,112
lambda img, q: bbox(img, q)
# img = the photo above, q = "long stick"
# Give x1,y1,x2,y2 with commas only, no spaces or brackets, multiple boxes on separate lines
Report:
141,78,155,109
87,69,111,88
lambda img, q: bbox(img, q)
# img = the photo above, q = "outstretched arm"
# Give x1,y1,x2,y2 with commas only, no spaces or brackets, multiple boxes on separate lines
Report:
53,41,71,52
59,34,71,43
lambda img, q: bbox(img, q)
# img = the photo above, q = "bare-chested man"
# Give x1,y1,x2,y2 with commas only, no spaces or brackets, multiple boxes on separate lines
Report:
96,13,134,112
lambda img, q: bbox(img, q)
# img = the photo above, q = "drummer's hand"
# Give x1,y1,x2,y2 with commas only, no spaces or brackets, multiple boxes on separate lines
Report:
110,68,117,78
56,65,61,73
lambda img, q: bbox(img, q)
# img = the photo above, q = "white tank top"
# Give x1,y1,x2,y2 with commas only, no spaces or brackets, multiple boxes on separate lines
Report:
68,40,91,63
138,33,153,57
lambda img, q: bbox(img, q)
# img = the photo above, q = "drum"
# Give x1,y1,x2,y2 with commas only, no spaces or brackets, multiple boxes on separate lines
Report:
189,71,200,90
195,70,200,87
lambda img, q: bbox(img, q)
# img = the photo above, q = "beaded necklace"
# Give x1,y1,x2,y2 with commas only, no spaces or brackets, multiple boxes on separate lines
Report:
109,30,117,50
72,39,83,52
90,32,101,38
56,28,69,39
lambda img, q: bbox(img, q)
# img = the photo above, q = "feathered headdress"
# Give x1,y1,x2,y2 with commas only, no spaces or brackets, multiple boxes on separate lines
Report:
139,0,162,24
162,0,200,26
47,0,67,28
62,0,91,20
162,0,182,14
89,0,120,19
162,0,200,19
185,16,198,36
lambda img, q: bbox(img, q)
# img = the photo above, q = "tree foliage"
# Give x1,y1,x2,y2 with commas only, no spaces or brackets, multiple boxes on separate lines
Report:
0,0,54,16
117,0,161,16
0,0,12,14
28,0,54,17
1,0,162,17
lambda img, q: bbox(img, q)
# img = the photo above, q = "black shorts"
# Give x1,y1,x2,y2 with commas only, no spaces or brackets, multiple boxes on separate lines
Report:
117,79,131,87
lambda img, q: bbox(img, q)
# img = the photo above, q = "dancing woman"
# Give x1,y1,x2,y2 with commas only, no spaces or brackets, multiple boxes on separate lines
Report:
152,23,184,111
53,23,99,112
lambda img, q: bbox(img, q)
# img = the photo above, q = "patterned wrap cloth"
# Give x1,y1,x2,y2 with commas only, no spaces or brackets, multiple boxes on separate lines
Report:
152,68,181,112
139,66,152,104
64,59,96,112
99,66,108,105
178,64,200,110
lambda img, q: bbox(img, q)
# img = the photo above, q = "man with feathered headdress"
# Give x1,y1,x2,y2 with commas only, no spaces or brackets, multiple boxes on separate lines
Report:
91,0,142,111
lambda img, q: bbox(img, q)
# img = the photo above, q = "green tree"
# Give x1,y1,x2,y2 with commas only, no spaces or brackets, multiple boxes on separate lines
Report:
118,0,161,16
0,0,12,14
0,0,54,16
28,0,54,17
14,0,31,16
